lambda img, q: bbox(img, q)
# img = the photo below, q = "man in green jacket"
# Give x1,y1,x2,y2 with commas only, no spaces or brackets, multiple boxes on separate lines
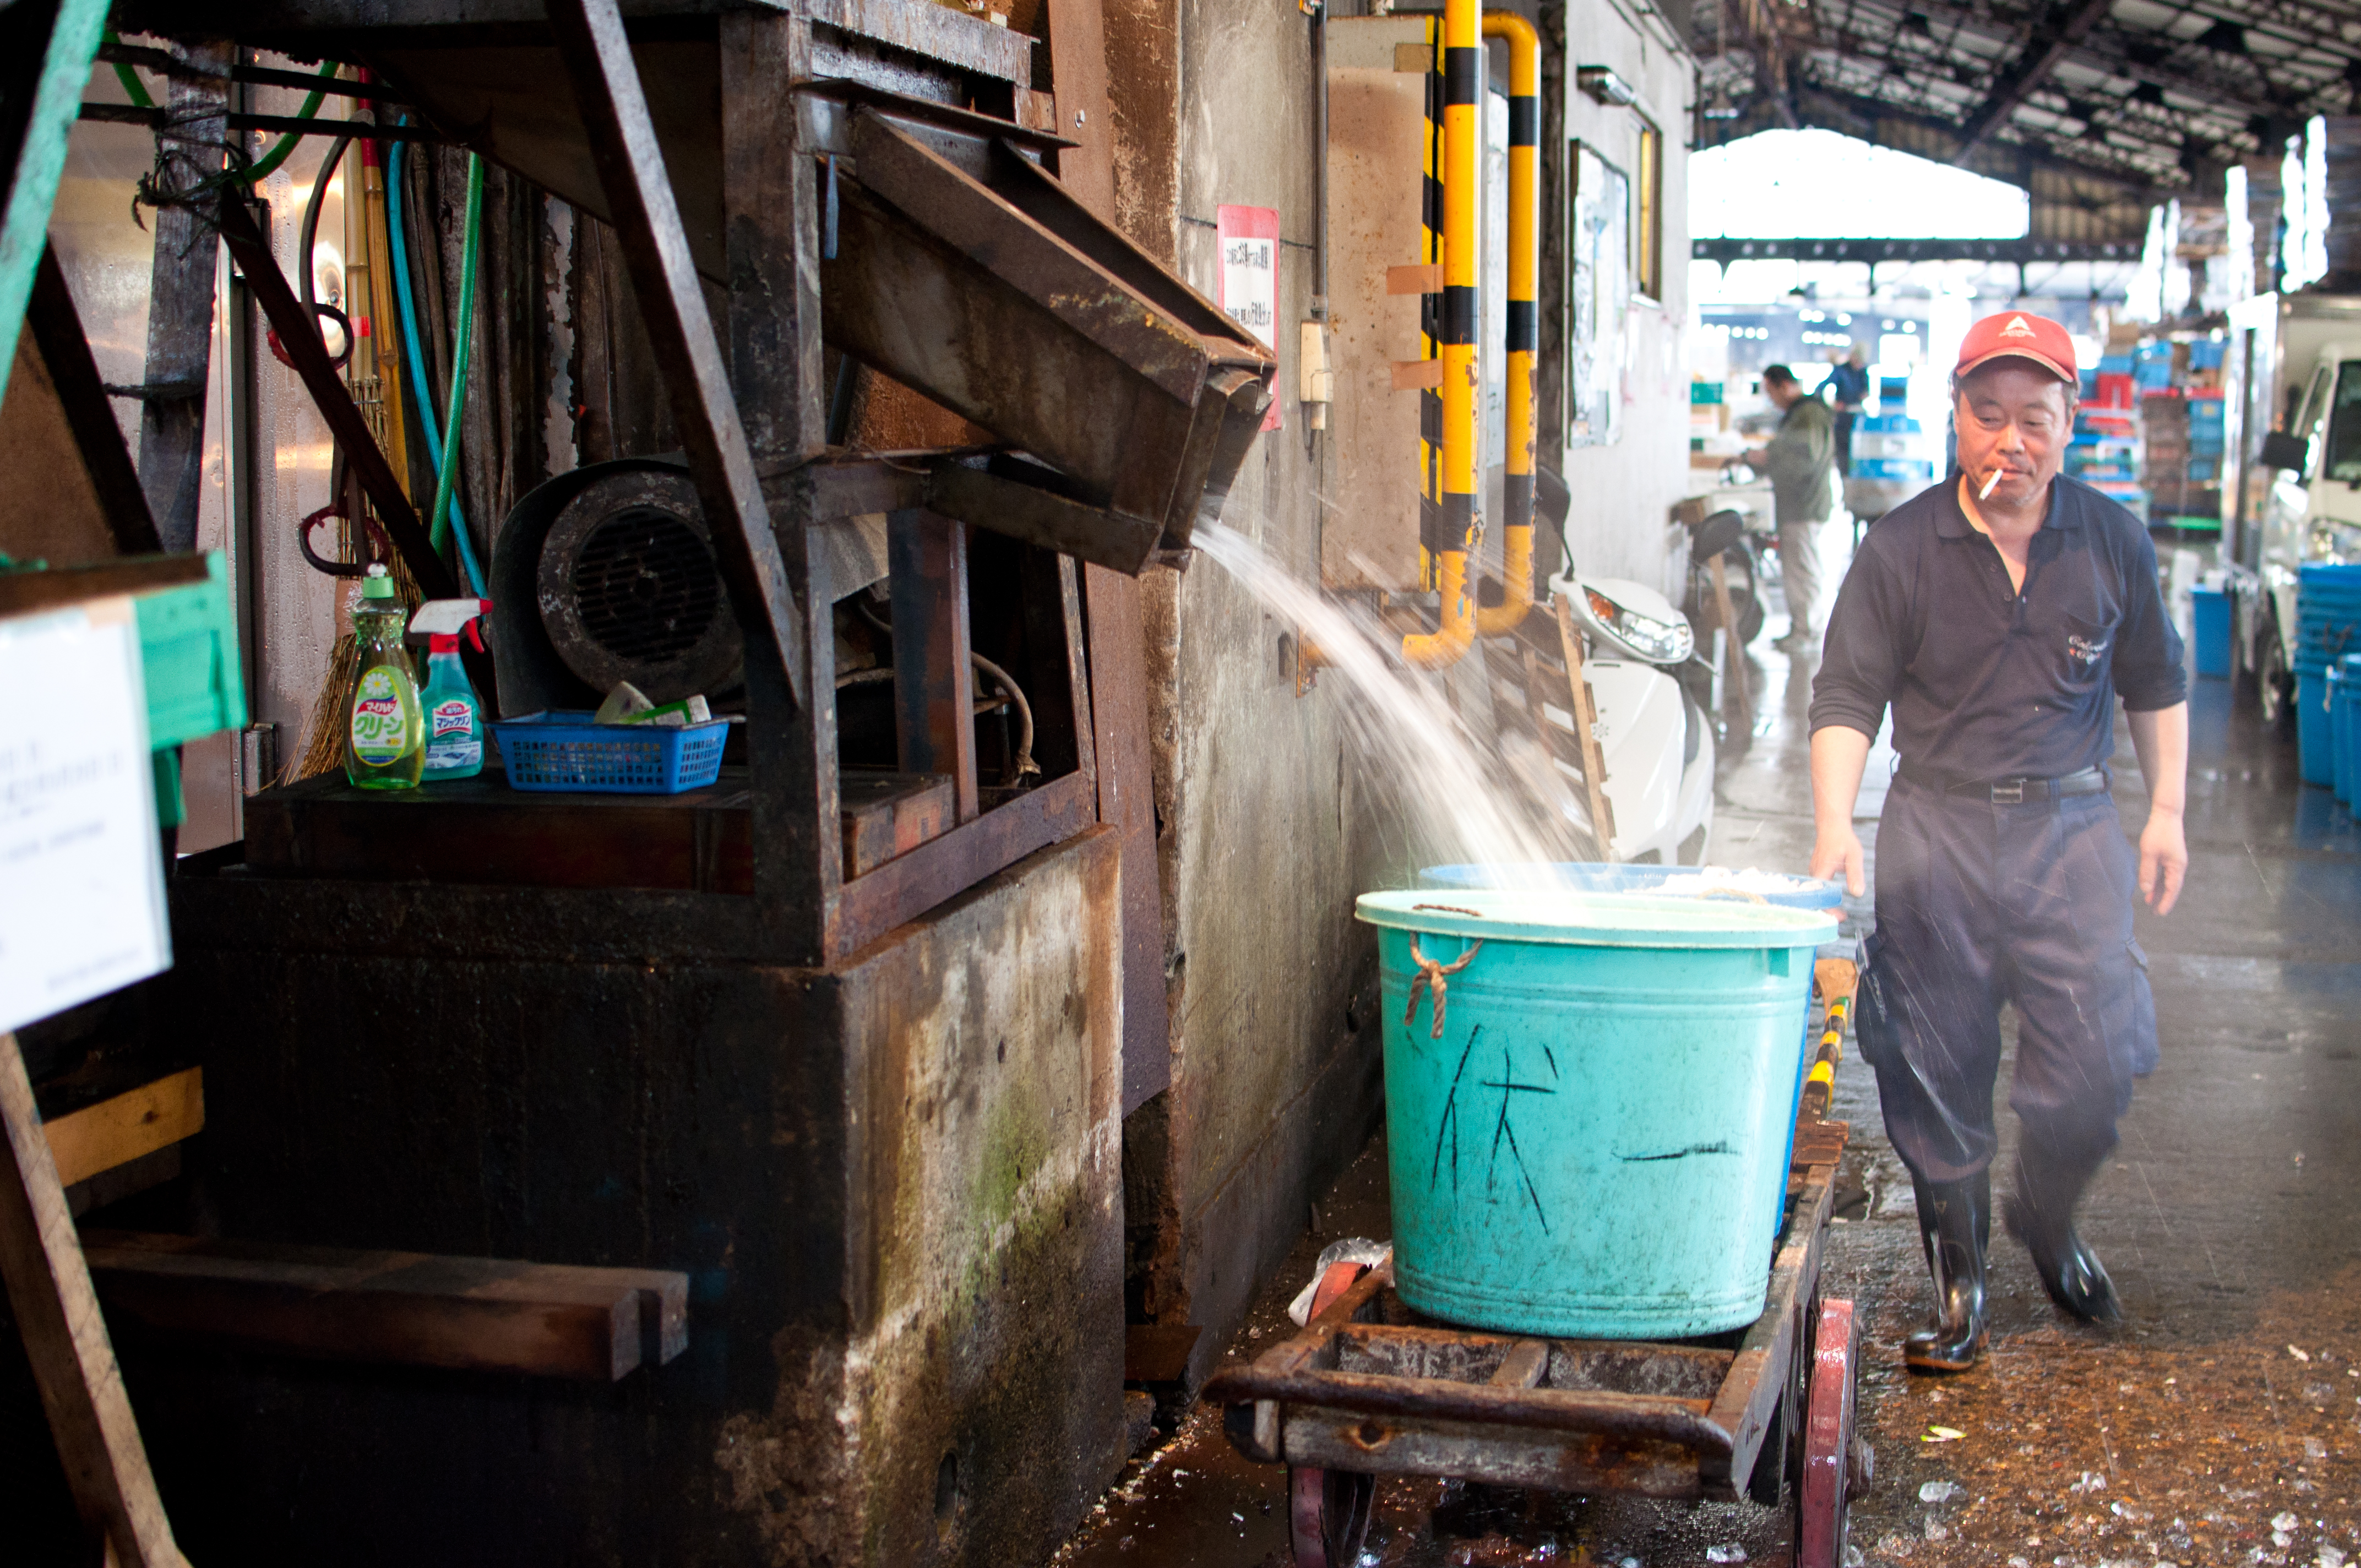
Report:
1748,364,1836,652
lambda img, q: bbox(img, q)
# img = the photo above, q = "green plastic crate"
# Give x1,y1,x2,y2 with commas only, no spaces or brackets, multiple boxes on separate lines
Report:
133,551,247,750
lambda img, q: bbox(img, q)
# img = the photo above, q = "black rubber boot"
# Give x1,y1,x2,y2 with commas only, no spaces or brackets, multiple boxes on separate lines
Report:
1904,1170,1989,1373
2006,1140,2123,1323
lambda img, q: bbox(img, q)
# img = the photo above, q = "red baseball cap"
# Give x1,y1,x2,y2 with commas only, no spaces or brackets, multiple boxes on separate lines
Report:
1955,311,2077,384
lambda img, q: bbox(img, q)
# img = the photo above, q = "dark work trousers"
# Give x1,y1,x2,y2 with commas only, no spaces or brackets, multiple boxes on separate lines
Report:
1855,771,2158,1187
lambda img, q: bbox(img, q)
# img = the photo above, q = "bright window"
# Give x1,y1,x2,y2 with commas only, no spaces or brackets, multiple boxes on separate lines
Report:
1635,119,1663,301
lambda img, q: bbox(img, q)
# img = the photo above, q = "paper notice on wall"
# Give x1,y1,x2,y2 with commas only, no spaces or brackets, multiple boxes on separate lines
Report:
0,599,168,1037
1216,204,1282,432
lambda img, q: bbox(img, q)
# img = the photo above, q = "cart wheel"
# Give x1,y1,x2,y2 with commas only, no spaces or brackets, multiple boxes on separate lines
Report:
1290,1261,1378,1568
1797,1297,1863,1568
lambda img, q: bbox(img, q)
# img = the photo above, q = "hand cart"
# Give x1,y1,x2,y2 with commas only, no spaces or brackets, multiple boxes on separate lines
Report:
1206,966,1869,1568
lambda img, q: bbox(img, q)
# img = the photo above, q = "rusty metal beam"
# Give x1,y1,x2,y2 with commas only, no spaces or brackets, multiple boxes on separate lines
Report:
546,0,808,710
1951,0,2129,162
889,510,979,825
217,196,458,601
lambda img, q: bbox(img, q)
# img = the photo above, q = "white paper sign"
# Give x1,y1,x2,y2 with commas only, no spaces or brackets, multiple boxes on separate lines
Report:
1216,204,1282,433
0,600,169,1036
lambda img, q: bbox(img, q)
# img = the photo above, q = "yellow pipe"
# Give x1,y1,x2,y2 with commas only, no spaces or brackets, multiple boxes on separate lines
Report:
1402,0,1483,668
1473,11,1538,636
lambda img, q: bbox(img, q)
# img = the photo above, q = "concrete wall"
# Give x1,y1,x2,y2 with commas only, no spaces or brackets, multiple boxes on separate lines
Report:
1100,0,1386,1388
1553,7,1696,599
60,832,1126,1568
1100,0,1695,1393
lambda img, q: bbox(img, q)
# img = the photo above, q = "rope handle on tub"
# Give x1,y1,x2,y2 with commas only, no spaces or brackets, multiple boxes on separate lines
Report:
1404,938,1483,1041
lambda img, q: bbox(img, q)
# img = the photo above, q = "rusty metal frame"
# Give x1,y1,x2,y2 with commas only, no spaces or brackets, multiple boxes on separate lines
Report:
546,0,809,710
1206,1122,1848,1502
117,0,1119,969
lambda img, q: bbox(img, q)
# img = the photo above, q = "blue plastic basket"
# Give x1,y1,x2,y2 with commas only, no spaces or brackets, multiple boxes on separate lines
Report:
491,711,728,793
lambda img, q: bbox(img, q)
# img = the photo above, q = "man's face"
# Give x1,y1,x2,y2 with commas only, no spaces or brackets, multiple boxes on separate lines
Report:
1766,378,1802,410
1954,361,2075,507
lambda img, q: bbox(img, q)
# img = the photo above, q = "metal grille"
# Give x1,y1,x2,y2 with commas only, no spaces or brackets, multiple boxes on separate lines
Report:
568,507,722,663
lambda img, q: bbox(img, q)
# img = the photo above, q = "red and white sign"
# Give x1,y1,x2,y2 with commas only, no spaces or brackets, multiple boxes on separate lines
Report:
1216,204,1282,432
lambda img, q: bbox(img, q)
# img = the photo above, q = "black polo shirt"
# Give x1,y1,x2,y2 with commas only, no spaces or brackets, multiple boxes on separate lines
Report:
1809,473,2187,783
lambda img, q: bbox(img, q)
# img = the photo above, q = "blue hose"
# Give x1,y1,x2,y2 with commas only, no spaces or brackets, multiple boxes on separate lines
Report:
387,135,487,597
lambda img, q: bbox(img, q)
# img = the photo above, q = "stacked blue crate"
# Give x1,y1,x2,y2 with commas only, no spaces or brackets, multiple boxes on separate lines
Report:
1853,456,1936,482
2294,564,2361,785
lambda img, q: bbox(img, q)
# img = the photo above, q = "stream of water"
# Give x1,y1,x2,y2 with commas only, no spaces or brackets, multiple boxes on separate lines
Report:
1190,521,1593,886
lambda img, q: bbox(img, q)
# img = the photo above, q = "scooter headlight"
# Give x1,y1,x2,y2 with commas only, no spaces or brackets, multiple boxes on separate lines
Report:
1586,589,1694,662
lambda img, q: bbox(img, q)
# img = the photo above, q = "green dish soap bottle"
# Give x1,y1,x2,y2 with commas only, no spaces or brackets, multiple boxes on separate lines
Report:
418,632,483,780
344,563,425,790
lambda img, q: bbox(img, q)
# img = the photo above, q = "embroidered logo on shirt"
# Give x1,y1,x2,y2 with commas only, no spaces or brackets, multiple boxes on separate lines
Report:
2001,315,2037,337
2067,632,2109,666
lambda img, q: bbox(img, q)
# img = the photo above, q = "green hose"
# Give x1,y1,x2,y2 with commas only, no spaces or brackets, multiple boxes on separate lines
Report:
427,153,485,562
103,32,336,185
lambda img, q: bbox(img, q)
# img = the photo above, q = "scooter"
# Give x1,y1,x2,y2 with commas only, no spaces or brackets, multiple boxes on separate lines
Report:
1682,507,1765,649
1544,565,1717,867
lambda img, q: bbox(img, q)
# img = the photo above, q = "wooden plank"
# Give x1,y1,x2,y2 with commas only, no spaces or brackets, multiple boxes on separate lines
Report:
242,769,759,893
42,1069,202,1190
1281,1406,1707,1498
1042,0,1115,216
839,770,954,876
1079,565,1167,1113
0,554,207,619
1702,1164,1834,1498
828,775,1098,961
1552,592,1618,855
81,1230,689,1382
0,1034,188,1568
889,510,979,823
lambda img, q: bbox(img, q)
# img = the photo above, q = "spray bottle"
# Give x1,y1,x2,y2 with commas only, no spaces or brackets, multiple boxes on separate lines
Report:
345,563,425,790
410,597,492,782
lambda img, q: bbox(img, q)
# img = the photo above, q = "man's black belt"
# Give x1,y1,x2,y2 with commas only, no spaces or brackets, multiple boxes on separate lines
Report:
1902,764,2109,805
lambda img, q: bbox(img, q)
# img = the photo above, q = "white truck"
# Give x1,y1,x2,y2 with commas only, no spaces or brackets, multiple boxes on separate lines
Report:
2221,291,2361,727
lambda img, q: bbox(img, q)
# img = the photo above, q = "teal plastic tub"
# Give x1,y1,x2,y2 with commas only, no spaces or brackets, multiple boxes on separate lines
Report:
1356,889,1839,1339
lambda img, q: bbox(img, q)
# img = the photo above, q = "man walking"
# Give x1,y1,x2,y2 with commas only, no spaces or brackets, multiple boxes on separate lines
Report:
1749,364,1836,652
1807,312,2189,1374
1829,344,1871,478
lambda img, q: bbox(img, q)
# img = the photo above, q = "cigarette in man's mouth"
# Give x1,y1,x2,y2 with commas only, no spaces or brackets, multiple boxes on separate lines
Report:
1978,467,2004,500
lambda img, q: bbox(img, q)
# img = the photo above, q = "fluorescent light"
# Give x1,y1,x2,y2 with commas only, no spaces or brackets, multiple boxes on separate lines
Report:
1577,66,1637,106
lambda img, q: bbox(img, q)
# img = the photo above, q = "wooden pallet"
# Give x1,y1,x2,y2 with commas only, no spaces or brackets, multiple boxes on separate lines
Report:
1207,1117,1851,1501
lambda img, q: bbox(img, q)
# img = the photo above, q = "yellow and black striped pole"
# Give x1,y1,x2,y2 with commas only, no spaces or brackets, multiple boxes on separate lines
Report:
1402,0,1482,668
1474,10,1538,637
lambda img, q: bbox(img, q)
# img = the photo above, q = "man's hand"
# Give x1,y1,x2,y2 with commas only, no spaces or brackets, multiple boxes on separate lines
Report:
1810,825,1866,897
2139,808,2187,916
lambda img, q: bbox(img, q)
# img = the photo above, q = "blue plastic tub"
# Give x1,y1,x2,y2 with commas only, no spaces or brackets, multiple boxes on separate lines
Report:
492,710,728,793
2191,586,2232,678
2298,670,2337,787
1418,862,1844,913
2334,665,2353,804
2341,655,2361,817
1356,890,1840,1338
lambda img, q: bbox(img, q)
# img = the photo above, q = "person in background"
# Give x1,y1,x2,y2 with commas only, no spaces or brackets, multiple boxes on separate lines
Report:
1829,345,1872,478
1746,364,1836,653
1805,311,2188,1375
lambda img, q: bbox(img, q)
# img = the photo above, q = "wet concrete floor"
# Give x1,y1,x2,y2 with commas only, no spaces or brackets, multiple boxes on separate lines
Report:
1057,525,2361,1568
